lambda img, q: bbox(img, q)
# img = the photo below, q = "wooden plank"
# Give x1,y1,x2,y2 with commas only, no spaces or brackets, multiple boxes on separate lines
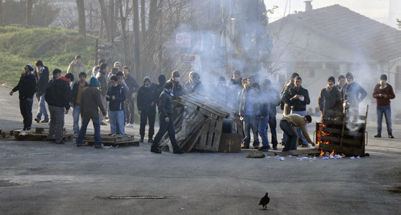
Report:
219,133,242,153
196,119,211,150
319,144,365,156
321,136,363,146
210,117,223,152
322,127,364,137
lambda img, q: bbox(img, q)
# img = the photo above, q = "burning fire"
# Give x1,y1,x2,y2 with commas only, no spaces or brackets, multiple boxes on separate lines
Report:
330,150,335,156
320,150,325,157
316,124,332,146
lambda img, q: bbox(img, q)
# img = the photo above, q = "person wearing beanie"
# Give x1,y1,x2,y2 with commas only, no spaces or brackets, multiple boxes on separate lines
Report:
33,60,50,124
75,77,107,148
45,70,73,144
70,72,89,136
280,114,315,152
106,76,126,135
9,65,37,130
372,74,395,138
122,66,139,128
341,72,367,117
137,76,159,142
318,76,342,122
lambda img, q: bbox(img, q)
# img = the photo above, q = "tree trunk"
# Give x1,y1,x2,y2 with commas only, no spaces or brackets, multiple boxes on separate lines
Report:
132,0,141,76
76,0,86,36
118,0,131,66
0,0,2,26
98,0,111,42
26,0,32,26
140,0,146,42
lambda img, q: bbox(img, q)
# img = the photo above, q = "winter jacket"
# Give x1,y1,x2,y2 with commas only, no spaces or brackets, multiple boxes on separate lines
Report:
71,81,88,106
67,60,86,80
45,76,71,110
259,91,270,117
106,84,125,111
12,72,36,100
318,87,342,113
184,80,204,93
96,71,108,97
124,74,139,100
167,79,186,100
283,86,310,112
372,83,395,106
282,114,312,143
34,66,49,95
341,82,367,105
238,87,261,116
137,83,159,112
264,87,280,116
80,85,106,119
158,89,174,118
280,81,295,114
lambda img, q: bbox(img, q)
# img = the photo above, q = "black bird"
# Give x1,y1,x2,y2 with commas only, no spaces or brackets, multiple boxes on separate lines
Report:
259,192,270,209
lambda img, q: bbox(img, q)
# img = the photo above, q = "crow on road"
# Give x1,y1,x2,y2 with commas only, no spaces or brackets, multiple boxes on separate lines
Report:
259,192,270,209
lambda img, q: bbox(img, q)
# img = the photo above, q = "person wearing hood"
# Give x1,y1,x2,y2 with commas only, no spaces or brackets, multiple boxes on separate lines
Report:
341,72,367,117
106,76,126,135
137,76,159,142
76,77,107,148
318,76,342,122
67,55,86,84
150,81,184,154
166,70,186,124
184,71,203,93
45,71,73,144
373,74,395,138
10,65,37,130
70,72,89,136
122,66,139,128
33,60,50,124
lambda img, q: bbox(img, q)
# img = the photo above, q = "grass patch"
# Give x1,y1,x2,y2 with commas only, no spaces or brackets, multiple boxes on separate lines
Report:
0,26,100,86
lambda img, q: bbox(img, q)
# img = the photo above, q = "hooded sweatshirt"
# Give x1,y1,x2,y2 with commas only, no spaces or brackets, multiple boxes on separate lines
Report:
137,76,159,112
106,83,125,111
45,76,72,110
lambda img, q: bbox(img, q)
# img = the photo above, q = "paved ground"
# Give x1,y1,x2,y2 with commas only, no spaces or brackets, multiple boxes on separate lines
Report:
0,86,400,215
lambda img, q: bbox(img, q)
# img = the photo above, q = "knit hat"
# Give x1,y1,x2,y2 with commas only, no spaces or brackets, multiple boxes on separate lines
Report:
380,74,387,81
89,77,99,87
327,76,335,83
345,72,353,79
25,64,34,71
143,76,151,83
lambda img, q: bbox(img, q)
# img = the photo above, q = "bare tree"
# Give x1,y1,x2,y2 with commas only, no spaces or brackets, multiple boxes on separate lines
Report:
76,0,86,36
117,0,131,65
0,0,3,26
132,0,141,74
98,0,112,42
26,0,33,26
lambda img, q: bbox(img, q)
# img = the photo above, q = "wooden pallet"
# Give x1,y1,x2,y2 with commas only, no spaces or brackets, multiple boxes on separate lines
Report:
11,128,73,141
84,134,139,147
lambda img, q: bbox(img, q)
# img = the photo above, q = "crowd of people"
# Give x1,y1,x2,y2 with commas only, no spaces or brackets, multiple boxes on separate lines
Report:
9,56,396,152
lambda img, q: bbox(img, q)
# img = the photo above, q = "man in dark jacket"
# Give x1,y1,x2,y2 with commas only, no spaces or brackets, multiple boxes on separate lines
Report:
34,60,49,123
122,66,139,127
70,72,88,135
318,76,342,122
137,76,159,142
283,76,311,147
76,77,107,148
9,65,37,130
96,63,108,125
150,81,184,154
106,76,126,135
372,74,396,138
45,71,73,144
341,72,367,117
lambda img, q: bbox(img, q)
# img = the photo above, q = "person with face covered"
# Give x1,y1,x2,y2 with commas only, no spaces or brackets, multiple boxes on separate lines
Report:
318,76,342,122
341,72,367,117
238,81,260,149
106,76,126,135
166,71,187,124
137,76,159,142
373,74,395,138
283,76,311,147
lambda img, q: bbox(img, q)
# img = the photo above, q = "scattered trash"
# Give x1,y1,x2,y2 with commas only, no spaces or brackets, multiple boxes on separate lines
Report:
350,156,355,160
279,157,285,161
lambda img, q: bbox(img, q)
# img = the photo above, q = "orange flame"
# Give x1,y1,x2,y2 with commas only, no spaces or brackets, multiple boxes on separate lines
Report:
330,150,335,156
320,150,325,157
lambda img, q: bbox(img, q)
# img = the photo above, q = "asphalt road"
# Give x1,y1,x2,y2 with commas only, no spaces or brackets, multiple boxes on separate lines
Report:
0,86,400,215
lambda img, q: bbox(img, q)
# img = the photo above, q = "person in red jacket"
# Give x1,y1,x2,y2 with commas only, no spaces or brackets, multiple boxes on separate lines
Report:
372,74,395,138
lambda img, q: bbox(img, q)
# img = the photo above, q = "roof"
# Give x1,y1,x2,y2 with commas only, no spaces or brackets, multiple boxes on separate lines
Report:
270,4,401,62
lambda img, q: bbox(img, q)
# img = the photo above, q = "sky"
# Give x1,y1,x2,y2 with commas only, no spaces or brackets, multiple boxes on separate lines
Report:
264,0,400,28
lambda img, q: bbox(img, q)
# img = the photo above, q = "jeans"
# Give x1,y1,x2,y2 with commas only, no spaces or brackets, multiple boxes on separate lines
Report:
258,116,270,148
36,93,48,120
76,118,102,146
242,115,259,147
140,109,156,139
48,105,65,143
268,114,278,146
280,120,297,151
109,110,125,134
72,105,81,134
377,105,392,134
20,98,33,129
152,115,179,150
291,110,308,146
